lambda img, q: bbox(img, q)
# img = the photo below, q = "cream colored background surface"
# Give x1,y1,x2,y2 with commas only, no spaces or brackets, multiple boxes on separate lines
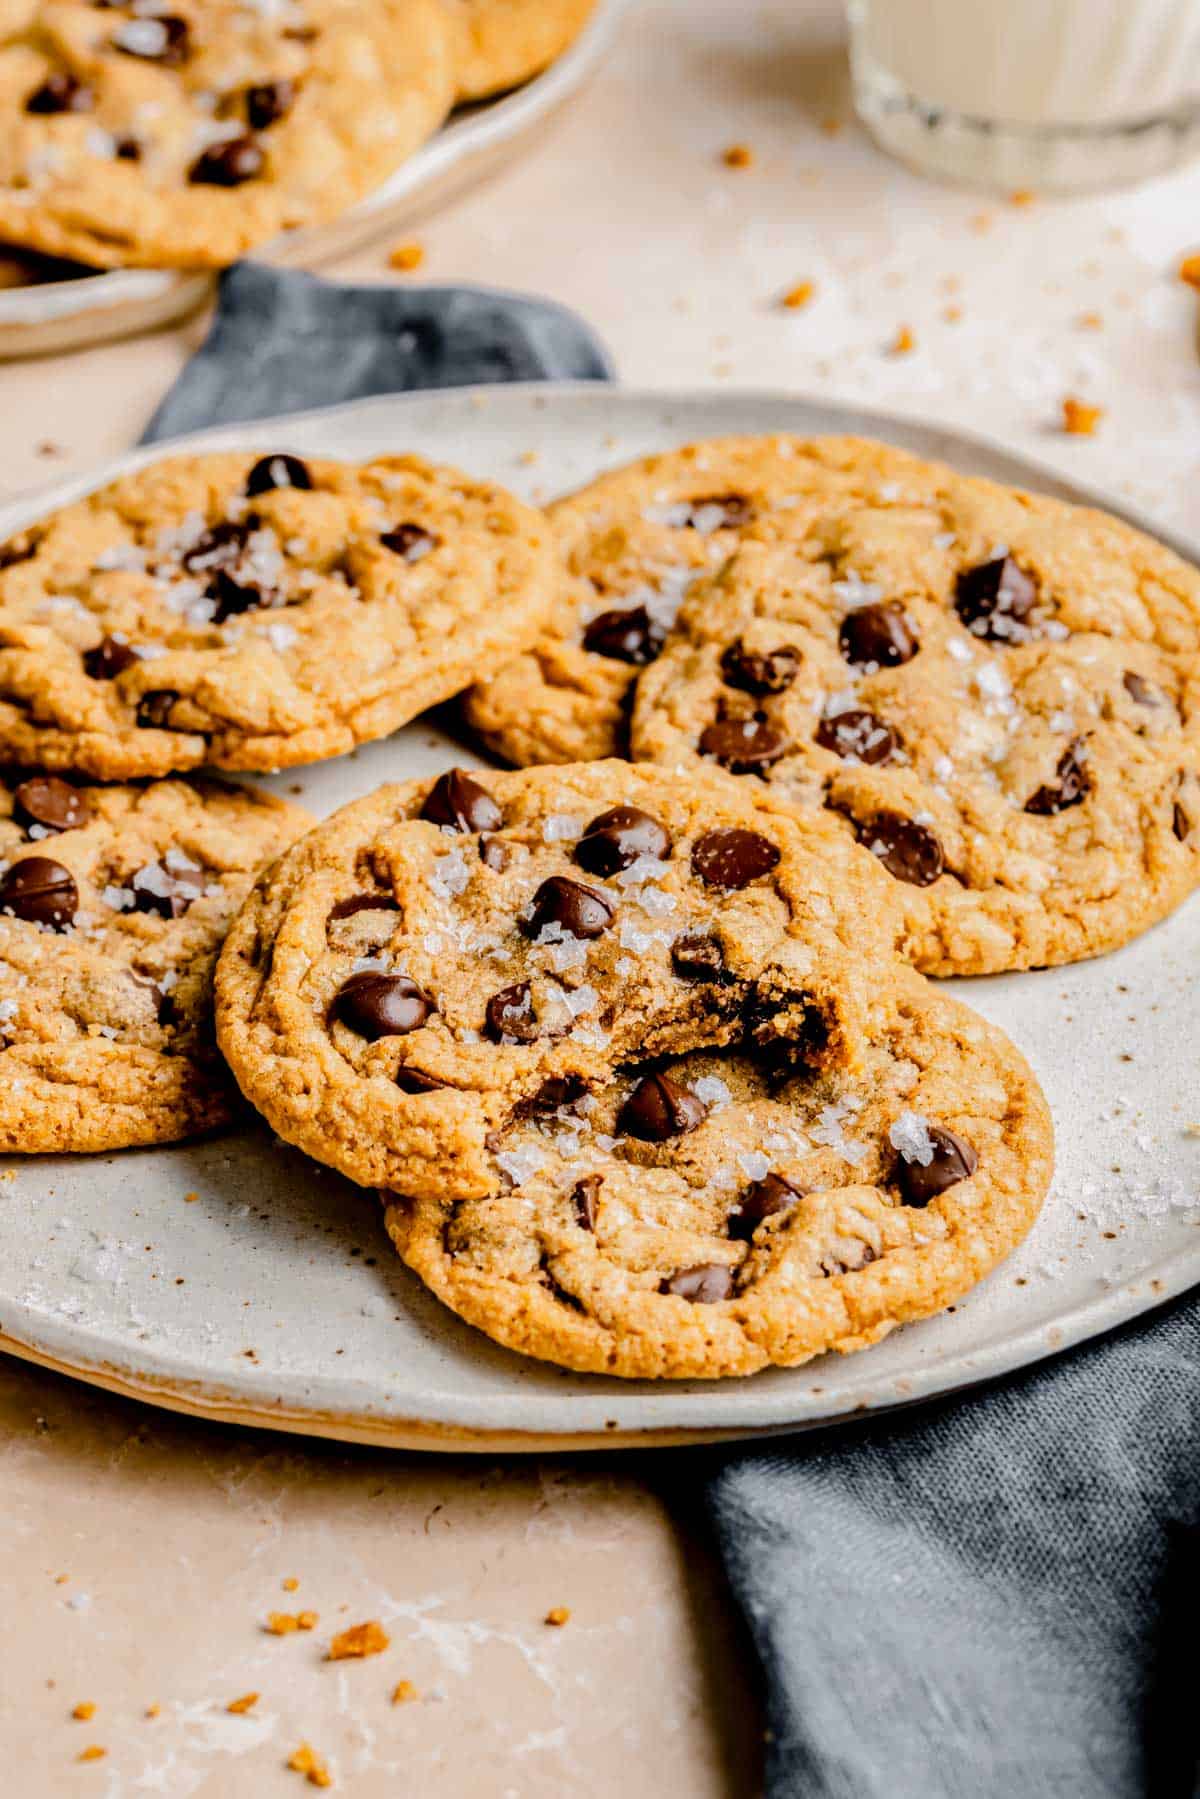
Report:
2,1,1199,1791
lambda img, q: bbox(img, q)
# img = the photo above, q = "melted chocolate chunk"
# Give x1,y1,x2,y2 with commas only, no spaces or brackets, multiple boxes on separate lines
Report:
13,776,87,836
720,640,800,695
131,857,206,920
894,1125,978,1207
327,892,399,922
815,708,899,765
484,981,539,1044
209,568,277,622
333,972,433,1039
1122,670,1161,707
0,534,36,570
395,1066,446,1094
860,813,944,886
618,1072,707,1141
954,556,1036,640
523,876,614,941
115,134,142,160
420,769,501,833
574,805,670,876
26,73,93,113
671,930,728,982
571,1175,601,1231
189,135,265,187
180,519,257,576
1025,740,1090,816
728,1172,802,1241
535,1074,588,1110
659,1263,733,1303
83,636,138,681
581,604,663,665
245,454,312,497
113,15,190,65
674,493,752,531
136,690,180,731
699,717,789,775
381,523,439,562
479,835,511,872
245,79,296,130
692,827,780,890
0,856,78,929
838,600,919,670
1175,798,1192,843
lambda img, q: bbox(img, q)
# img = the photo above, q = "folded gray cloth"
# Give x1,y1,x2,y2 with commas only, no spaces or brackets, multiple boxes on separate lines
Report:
706,1292,1200,1799
142,261,614,442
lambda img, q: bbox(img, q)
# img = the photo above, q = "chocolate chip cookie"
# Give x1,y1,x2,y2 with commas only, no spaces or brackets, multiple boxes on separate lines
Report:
0,0,455,270
0,449,557,778
214,760,905,1200
384,963,1054,1379
0,769,310,1153
630,441,1200,974
448,0,596,102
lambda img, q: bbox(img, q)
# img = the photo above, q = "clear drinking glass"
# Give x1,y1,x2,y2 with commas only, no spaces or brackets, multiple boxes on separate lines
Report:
846,0,1200,193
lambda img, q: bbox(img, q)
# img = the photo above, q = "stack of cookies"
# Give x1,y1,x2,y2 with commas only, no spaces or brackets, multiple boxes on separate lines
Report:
4,431,1197,1383
0,0,597,273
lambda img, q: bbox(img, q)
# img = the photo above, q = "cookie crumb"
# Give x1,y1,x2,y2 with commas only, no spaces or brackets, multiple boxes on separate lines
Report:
388,241,424,272
287,1742,332,1787
227,1692,259,1715
327,1619,390,1661
266,1610,319,1635
544,1606,571,1627
1061,396,1104,436
1076,310,1103,330
282,1577,300,1592
970,211,993,234
1178,253,1200,290
819,116,841,136
182,1191,198,1203
77,1745,106,1763
1008,187,1036,206
888,325,915,355
391,1680,419,1705
71,1702,96,1721
721,142,753,168
942,304,962,323
145,1704,161,1719
780,281,814,311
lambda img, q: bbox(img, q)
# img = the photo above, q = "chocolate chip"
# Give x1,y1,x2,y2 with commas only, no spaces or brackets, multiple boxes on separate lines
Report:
0,856,78,929
484,981,539,1044
571,1175,601,1231
245,79,296,130
209,568,277,622
535,1074,588,1110
699,717,789,775
954,556,1036,640
84,636,139,681
895,1125,978,1207
0,534,36,570
815,708,899,765
671,930,727,981
659,1263,733,1302
728,1172,802,1241
136,690,179,730
115,135,141,161
480,835,511,872
189,134,264,187
1025,740,1090,815
860,813,944,886
581,604,663,665
1175,798,1192,842
523,876,615,940
26,73,94,114
113,15,190,64
333,972,433,1039
13,776,87,836
180,520,256,576
395,1067,445,1094
1123,670,1161,707
420,769,502,833
327,893,399,921
131,857,207,920
839,600,919,670
245,454,312,497
618,1072,707,1141
675,493,752,531
381,523,439,562
574,805,670,876
691,827,780,890
720,640,800,695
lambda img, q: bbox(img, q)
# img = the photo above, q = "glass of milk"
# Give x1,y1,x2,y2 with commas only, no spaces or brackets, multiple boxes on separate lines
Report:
846,0,1200,191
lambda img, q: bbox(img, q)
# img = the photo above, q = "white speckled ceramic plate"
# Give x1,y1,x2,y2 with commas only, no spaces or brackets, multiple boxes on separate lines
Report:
1,385,1197,1451
0,0,632,360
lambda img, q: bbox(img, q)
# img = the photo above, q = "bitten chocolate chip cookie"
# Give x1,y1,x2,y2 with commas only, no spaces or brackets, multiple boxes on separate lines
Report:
215,760,904,1200
464,436,876,768
631,440,1200,975
384,964,1053,1379
0,0,455,270
447,0,596,102
0,769,309,1153
0,450,557,778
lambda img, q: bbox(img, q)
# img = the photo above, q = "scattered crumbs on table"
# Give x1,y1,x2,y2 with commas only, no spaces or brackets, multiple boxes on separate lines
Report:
388,241,425,272
1008,188,1036,206
942,304,962,324
265,1610,319,1635
391,1680,419,1705
144,1704,161,1719
1061,396,1104,436
182,1191,199,1204
227,1692,260,1715
54,1573,69,1585
71,1702,96,1721
1077,311,1104,330
287,1741,333,1788
544,1606,571,1627
77,1745,106,1763
888,325,915,356
970,211,992,233
1178,253,1200,290
721,142,753,168
780,281,814,311
819,116,841,136
517,449,539,466
327,1620,390,1661
282,1577,300,1592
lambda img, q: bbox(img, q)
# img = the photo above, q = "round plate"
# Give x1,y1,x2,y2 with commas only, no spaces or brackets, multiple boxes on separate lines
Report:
0,0,632,361
1,383,1197,1451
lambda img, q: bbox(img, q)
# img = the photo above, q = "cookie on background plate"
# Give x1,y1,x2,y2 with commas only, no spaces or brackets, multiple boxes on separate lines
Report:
0,449,557,779
464,435,881,768
0,0,455,270
385,964,1054,1379
0,770,310,1153
448,0,597,102
631,448,1200,974
215,760,906,1201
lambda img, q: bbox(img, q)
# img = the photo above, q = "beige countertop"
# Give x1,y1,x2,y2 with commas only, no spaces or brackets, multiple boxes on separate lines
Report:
3,1,1199,1791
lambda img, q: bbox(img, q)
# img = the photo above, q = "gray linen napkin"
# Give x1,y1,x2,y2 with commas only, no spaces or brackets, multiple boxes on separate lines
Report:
144,263,1198,1799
